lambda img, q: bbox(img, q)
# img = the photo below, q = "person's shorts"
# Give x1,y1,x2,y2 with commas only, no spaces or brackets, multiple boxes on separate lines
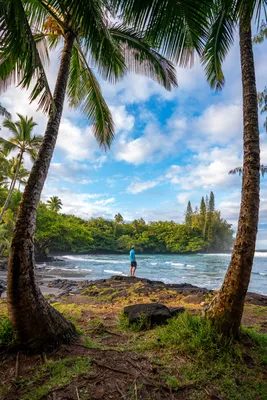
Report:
131,261,137,268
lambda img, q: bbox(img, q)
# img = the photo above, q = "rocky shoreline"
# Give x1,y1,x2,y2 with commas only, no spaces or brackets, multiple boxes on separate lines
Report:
1,257,267,306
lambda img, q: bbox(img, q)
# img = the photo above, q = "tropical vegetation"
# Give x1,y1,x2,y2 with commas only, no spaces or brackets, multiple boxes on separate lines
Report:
0,114,42,221
0,185,233,258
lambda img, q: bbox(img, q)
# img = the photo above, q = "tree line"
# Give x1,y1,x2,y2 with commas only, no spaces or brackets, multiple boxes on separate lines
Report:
0,187,233,258
0,0,266,349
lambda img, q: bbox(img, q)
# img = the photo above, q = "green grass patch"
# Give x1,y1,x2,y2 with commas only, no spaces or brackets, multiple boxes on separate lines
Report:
150,312,267,400
84,336,102,349
118,310,151,331
0,316,14,347
21,356,92,400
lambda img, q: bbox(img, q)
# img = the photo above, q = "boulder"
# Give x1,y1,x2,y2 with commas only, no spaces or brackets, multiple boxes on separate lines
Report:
123,303,185,328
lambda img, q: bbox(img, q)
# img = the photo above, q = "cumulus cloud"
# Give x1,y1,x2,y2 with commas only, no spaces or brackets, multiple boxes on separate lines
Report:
166,147,242,191
42,185,116,219
114,120,185,165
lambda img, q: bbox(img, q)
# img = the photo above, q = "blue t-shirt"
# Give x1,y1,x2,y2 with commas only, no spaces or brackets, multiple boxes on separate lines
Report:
130,249,136,262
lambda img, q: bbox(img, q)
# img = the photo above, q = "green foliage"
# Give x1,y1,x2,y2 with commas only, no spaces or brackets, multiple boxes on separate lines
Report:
0,317,14,347
154,313,267,399
1,189,233,257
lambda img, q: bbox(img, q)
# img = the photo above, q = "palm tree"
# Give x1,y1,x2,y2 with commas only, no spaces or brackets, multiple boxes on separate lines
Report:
1,0,179,350
112,0,267,336
200,1,266,336
47,196,62,213
0,114,42,221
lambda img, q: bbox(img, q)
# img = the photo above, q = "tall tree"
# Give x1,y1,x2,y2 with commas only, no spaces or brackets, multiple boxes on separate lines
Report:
0,114,42,221
200,196,206,234
208,191,215,212
185,201,193,227
1,0,178,350
47,196,63,213
203,1,264,336
114,213,124,224
112,0,266,335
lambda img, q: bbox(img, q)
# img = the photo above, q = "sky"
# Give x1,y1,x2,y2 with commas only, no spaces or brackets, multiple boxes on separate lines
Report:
1,29,267,248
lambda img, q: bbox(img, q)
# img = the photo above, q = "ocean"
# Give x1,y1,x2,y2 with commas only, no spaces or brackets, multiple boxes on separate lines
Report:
37,252,267,295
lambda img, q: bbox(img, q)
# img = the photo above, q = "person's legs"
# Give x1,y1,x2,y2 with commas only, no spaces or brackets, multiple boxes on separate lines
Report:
132,261,137,277
130,263,133,276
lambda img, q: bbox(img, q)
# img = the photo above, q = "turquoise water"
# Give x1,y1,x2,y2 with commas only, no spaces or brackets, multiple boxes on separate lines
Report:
38,252,267,295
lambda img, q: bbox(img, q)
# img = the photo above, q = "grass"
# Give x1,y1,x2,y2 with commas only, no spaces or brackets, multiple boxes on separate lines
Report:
118,310,151,331
21,356,92,400
150,312,267,400
0,316,14,347
83,336,102,349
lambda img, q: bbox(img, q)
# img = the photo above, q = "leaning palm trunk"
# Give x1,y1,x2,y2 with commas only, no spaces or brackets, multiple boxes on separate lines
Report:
7,33,77,350
206,13,260,336
0,152,23,221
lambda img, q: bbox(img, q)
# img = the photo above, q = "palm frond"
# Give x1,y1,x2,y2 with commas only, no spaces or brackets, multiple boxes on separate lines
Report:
0,137,18,154
228,166,243,176
0,104,11,120
65,0,125,82
110,24,177,91
0,0,54,114
68,44,114,148
110,0,212,65
229,165,267,177
201,0,237,91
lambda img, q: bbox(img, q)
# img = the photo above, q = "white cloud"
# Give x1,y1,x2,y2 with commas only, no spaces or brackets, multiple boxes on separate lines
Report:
42,186,116,219
177,192,194,205
126,180,159,194
114,120,185,165
165,147,242,190
109,105,134,132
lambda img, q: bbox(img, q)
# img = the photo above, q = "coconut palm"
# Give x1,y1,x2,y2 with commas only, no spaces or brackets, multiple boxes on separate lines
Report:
0,114,42,221
47,196,62,213
199,0,266,336
1,0,180,350
112,0,267,336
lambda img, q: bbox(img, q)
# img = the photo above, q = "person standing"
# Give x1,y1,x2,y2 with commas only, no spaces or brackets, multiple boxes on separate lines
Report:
129,245,137,277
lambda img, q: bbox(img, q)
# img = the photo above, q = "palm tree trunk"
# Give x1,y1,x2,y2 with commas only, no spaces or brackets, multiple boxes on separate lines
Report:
206,13,260,336
0,152,23,221
7,32,77,351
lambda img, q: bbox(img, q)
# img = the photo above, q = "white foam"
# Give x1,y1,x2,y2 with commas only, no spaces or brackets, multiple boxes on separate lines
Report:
103,269,127,276
259,272,267,276
47,267,92,273
254,252,267,258
62,255,88,262
171,262,184,266
204,253,231,257
186,264,195,268
151,262,158,265
89,259,126,264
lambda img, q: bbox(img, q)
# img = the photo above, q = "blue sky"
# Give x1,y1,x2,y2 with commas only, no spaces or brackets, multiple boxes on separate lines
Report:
1,29,267,248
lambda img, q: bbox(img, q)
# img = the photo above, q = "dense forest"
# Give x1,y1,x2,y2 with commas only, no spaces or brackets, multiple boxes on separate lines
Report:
0,186,234,258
